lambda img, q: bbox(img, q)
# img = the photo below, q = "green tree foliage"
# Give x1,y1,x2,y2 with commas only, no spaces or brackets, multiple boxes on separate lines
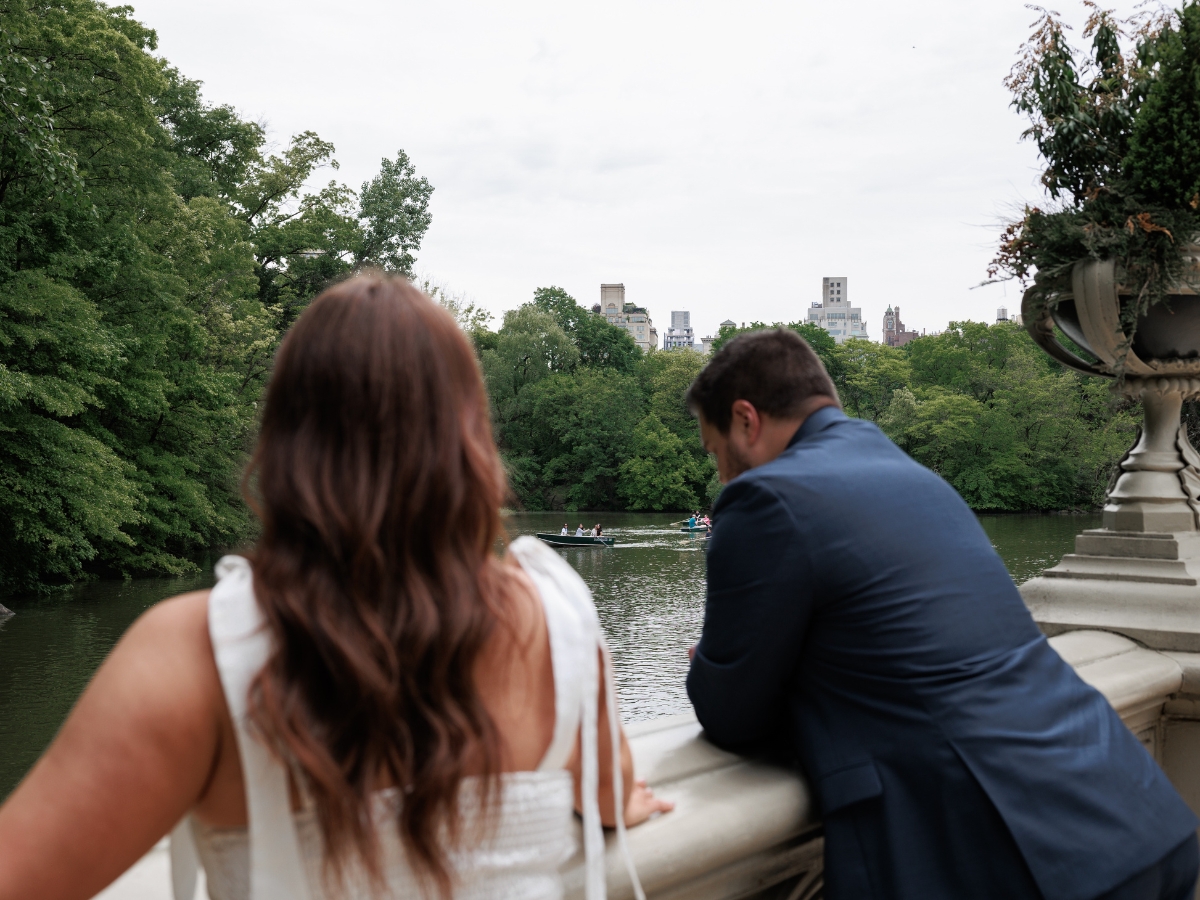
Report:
482,309,1136,514
511,370,642,510
484,288,716,511
481,306,579,407
1123,3,1200,208
995,3,1200,343
710,319,838,368
878,322,1137,510
532,286,641,372
833,340,912,421
619,415,704,511
0,0,432,593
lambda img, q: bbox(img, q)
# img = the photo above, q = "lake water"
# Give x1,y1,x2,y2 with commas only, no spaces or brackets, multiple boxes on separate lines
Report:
0,510,1099,800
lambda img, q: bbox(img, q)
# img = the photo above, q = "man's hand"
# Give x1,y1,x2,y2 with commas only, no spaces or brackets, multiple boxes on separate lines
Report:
625,778,674,827
688,643,697,661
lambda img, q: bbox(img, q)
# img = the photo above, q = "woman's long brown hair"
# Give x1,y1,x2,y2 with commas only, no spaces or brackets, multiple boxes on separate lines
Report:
243,274,512,895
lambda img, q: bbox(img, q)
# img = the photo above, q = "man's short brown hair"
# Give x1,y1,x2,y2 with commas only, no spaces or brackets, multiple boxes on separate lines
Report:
686,328,839,432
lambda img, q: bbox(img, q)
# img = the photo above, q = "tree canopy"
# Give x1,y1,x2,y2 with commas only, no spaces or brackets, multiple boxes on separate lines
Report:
481,287,714,512
482,305,1137,515
0,0,432,593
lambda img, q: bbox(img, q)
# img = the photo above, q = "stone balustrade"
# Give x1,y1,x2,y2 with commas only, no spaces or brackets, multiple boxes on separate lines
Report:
96,630,1200,900
559,630,1200,900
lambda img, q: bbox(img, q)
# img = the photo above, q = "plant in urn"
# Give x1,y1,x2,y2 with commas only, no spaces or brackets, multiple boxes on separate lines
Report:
996,4,1200,649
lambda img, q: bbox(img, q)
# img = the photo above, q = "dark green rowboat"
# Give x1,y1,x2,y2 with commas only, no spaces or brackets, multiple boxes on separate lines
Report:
536,532,615,547
679,526,709,533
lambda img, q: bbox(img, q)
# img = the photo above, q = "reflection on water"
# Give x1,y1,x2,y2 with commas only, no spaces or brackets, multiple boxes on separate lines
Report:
0,511,1097,799
977,512,1100,585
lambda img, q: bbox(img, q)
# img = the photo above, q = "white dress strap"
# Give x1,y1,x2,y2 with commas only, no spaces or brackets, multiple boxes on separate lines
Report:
508,537,645,900
170,555,313,900
509,540,586,773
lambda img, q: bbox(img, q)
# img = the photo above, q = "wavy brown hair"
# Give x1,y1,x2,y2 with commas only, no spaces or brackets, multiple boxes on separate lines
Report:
243,274,513,895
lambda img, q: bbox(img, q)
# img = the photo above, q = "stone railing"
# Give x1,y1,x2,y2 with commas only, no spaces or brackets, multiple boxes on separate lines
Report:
97,630,1200,900
562,715,821,900
560,629,1200,900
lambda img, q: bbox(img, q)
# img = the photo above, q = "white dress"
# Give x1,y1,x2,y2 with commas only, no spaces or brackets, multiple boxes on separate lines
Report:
170,536,642,900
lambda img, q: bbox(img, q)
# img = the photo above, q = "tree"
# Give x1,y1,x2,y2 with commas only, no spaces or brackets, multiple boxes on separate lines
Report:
416,276,493,334
532,286,641,372
481,306,578,408
0,0,435,592
618,415,703,510
636,349,715,496
514,370,642,510
831,339,912,422
880,323,1138,510
357,150,433,275
709,319,840,382
0,273,139,592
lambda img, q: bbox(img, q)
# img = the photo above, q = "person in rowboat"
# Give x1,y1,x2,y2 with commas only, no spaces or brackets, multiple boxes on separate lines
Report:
594,524,603,537
576,524,585,536
561,524,569,535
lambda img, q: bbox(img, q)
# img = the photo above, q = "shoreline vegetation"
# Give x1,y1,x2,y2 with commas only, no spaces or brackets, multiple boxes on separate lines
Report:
0,0,1148,596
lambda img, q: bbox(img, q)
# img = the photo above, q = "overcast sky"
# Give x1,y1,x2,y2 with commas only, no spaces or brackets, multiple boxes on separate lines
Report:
129,0,1137,342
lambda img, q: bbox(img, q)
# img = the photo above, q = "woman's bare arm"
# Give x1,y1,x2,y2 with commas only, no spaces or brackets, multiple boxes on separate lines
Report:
0,591,224,900
568,650,673,828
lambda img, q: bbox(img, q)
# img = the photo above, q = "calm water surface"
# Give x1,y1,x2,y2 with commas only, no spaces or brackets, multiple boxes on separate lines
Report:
0,511,1098,799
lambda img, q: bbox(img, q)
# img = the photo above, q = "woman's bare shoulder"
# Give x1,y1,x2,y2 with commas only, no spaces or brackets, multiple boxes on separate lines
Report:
101,589,222,727
134,588,210,634
118,590,213,672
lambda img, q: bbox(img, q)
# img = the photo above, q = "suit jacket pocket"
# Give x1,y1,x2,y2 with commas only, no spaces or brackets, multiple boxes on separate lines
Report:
817,760,883,815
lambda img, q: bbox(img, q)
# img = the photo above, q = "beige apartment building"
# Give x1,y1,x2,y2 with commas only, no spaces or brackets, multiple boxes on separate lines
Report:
595,283,657,351
807,277,868,343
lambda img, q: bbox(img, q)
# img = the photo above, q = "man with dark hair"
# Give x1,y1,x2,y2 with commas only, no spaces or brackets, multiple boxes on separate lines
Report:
685,329,1198,900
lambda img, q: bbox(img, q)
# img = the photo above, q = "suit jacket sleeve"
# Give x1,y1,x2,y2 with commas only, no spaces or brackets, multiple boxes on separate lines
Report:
687,476,812,749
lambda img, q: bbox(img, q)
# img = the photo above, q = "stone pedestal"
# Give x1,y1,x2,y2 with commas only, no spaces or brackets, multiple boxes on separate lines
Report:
1020,378,1200,652
1103,384,1200,532
1021,530,1200,652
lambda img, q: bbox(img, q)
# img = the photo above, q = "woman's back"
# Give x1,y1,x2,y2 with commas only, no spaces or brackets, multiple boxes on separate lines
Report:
183,537,597,900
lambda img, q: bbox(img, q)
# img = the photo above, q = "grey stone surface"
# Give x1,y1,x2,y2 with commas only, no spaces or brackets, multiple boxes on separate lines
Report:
562,714,819,900
1074,530,1200,560
1022,526,1200,652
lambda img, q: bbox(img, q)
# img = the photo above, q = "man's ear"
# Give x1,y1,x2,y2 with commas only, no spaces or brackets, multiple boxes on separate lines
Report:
730,399,761,444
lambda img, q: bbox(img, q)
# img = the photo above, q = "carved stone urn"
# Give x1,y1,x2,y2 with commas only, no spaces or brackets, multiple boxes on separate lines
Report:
1024,247,1200,532
1020,248,1200,651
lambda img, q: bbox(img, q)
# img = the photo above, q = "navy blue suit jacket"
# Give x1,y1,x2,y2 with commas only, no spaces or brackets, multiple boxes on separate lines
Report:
687,407,1197,900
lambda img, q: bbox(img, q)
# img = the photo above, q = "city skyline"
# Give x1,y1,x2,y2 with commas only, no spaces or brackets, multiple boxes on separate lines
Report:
124,0,1135,340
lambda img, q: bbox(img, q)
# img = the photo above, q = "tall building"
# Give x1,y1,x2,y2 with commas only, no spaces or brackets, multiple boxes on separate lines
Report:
807,277,868,343
664,310,696,350
997,307,1023,325
883,305,920,348
596,284,657,352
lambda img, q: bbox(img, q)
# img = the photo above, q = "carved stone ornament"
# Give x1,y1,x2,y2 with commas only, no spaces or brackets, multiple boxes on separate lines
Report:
1021,253,1200,532
1177,423,1200,530
1022,246,1200,380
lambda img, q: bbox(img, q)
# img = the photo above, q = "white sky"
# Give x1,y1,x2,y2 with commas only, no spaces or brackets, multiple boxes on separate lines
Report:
129,0,1138,342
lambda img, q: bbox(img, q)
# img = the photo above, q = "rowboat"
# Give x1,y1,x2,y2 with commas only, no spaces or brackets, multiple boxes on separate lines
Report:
679,526,710,533
536,533,616,547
